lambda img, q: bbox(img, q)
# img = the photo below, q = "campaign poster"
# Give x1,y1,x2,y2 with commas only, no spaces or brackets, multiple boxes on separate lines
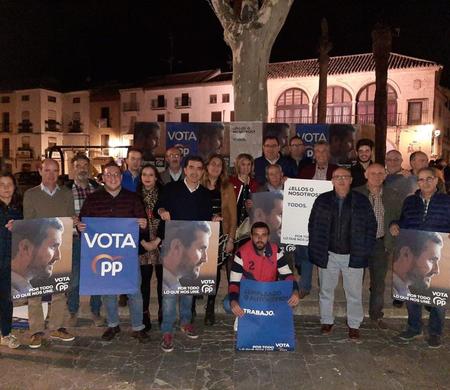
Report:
133,121,166,169
230,122,262,165
392,229,450,308
249,192,284,246
80,217,140,295
11,217,73,300
161,220,220,295
236,279,295,351
263,123,293,156
281,179,333,246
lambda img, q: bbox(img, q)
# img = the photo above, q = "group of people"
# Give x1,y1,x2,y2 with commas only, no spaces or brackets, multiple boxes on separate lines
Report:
0,133,448,353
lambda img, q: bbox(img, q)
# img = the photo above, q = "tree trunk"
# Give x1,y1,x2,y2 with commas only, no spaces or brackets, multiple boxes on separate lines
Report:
372,24,392,164
211,0,294,122
317,18,331,124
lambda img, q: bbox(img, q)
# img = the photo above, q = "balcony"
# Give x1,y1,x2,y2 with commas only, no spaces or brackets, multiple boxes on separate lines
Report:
151,98,167,110
16,147,34,159
175,96,191,108
45,120,62,132
272,113,402,126
18,120,33,133
1,122,10,132
122,102,140,112
68,120,83,133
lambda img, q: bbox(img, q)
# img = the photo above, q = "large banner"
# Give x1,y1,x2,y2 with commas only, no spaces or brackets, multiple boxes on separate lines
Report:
80,218,140,295
392,229,450,308
281,179,333,245
11,217,73,300
133,121,166,169
250,192,284,246
230,122,262,166
236,280,295,351
161,220,220,295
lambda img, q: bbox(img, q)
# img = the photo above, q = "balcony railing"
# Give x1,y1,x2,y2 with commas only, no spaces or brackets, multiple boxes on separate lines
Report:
68,120,83,133
272,113,403,126
18,120,33,133
122,102,140,112
1,122,10,132
175,97,191,108
151,98,167,109
45,120,62,132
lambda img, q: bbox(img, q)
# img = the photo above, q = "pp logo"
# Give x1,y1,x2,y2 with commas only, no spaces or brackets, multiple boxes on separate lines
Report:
55,282,69,292
285,244,296,253
432,296,447,307
91,254,124,276
201,284,214,294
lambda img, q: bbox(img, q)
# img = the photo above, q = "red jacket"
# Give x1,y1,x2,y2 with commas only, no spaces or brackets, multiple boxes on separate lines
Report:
298,163,338,180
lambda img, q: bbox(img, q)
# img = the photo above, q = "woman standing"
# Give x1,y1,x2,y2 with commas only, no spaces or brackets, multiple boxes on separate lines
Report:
201,154,237,325
0,173,22,349
138,164,164,330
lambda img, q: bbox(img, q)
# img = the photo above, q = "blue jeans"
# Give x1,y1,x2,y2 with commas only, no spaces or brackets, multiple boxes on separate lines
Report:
161,295,193,334
406,302,446,336
67,237,102,315
222,296,232,314
294,245,313,292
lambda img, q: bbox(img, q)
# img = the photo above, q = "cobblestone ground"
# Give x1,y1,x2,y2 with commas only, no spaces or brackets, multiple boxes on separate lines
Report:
0,315,449,390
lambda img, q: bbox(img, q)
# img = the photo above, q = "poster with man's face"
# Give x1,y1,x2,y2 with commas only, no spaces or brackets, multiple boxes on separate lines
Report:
133,122,166,168
393,229,450,308
11,217,73,300
250,192,284,246
161,220,219,295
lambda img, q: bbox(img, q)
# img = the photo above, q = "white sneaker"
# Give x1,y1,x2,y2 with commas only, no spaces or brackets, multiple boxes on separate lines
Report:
233,317,238,332
1,334,20,349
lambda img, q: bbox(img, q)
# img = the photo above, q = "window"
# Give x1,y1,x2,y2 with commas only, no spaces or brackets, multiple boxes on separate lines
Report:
408,100,427,125
48,137,57,148
1,96,10,103
73,112,81,121
100,107,110,127
275,88,310,123
230,111,235,122
2,138,10,159
222,93,230,103
157,95,165,107
2,112,10,132
211,111,222,121
356,83,398,125
21,95,30,102
48,96,57,103
181,93,189,106
101,134,110,156
157,114,165,122
181,113,189,122
73,97,80,104
209,94,217,104
313,86,352,123
22,136,31,149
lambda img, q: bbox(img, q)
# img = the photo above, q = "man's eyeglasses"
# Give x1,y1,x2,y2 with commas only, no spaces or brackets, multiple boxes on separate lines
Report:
332,175,352,180
263,144,279,148
168,154,180,158
417,176,436,183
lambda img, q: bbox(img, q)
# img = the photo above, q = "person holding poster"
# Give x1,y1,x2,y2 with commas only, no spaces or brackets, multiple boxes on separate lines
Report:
79,162,149,343
308,167,377,341
0,173,22,349
22,158,76,349
228,222,299,319
154,156,216,352
390,167,450,348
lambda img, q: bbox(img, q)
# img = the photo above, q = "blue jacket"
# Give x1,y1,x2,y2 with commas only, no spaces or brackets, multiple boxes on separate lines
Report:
0,205,23,268
398,190,450,232
308,190,377,268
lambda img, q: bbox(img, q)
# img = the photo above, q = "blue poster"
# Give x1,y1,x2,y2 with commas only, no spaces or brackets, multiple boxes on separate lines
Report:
236,280,295,351
295,124,329,159
166,122,199,159
80,217,139,295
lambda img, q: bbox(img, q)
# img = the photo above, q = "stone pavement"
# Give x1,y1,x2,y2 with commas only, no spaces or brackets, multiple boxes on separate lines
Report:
1,314,449,390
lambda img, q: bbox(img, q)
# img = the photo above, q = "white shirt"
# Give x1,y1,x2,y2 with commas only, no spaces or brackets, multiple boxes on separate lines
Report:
184,178,200,193
170,169,183,182
40,183,60,197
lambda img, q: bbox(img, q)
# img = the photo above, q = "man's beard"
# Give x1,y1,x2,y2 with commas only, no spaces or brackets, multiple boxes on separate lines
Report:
408,270,433,291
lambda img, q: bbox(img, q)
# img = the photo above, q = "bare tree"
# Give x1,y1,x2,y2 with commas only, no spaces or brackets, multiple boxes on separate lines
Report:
317,18,332,124
210,0,294,121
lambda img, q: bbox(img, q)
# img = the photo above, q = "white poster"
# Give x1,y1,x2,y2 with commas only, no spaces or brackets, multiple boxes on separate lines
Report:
281,179,333,245
230,122,262,166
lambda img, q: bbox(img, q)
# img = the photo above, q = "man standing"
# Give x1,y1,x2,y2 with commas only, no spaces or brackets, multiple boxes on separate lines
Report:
79,162,149,343
350,138,374,188
354,163,402,328
254,136,295,186
259,164,284,193
122,147,143,192
390,167,450,348
160,147,185,184
23,158,76,349
155,156,214,352
285,136,312,176
65,154,103,327
309,167,377,340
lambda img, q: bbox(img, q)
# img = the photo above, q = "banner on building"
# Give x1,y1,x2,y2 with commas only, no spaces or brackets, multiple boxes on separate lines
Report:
230,122,262,166
11,217,73,300
392,229,450,308
161,220,220,295
133,122,166,169
80,217,139,295
236,279,295,351
281,179,333,246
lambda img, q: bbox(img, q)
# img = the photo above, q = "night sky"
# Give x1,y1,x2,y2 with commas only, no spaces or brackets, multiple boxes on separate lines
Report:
0,0,449,91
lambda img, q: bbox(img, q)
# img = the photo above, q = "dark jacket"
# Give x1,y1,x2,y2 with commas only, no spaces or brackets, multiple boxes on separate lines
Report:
397,190,450,232
0,204,23,268
298,163,338,180
308,190,377,268
354,184,403,251
254,155,297,185
350,161,372,188
64,179,99,190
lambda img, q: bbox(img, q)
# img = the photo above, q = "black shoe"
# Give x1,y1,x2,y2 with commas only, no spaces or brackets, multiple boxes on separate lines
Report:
428,335,442,349
101,326,121,341
143,313,152,332
158,308,163,327
393,300,403,308
132,329,150,343
204,307,215,326
119,295,128,307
